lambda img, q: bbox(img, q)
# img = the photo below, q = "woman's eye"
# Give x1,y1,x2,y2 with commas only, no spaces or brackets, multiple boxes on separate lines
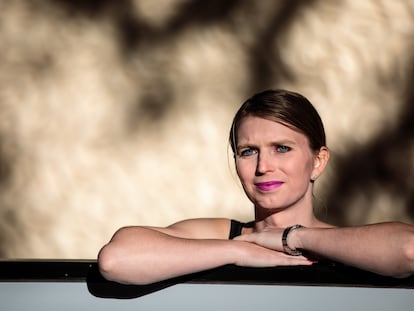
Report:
239,148,256,157
276,145,291,153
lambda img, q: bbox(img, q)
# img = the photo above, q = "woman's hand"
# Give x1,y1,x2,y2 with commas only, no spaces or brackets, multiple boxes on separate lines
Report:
233,227,285,252
231,239,311,267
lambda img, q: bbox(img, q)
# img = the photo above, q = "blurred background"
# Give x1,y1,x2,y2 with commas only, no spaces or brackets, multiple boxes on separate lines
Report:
0,0,413,259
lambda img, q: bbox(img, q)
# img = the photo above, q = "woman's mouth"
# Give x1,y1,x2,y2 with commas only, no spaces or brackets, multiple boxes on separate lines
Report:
254,181,284,191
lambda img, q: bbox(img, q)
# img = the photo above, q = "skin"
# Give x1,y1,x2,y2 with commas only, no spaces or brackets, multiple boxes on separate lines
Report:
234,116,329,227
98,116,414,285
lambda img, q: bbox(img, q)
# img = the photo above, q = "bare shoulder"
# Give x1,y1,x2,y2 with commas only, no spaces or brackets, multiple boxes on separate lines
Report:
160,218,232,240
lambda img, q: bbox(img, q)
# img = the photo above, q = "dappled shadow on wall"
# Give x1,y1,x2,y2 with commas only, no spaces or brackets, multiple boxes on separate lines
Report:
320,68,414,226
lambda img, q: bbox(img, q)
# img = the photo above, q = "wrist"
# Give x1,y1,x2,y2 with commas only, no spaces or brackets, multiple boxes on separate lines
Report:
228,239,247,265
289,226,305,250
282,225,305,255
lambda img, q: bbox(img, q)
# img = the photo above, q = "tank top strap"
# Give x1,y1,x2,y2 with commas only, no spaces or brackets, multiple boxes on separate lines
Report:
229,219,254,239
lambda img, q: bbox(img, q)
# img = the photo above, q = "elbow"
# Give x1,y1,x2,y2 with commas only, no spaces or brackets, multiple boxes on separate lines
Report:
97,228,131,284
97,245,154,285
97,243,121,283
399,232,414,278
97,226,157,285
389,226,414,279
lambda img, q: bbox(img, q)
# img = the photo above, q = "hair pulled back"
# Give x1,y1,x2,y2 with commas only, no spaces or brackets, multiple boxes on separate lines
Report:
229,89,326,154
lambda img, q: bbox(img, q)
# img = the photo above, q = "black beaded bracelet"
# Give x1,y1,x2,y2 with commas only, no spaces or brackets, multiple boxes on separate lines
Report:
282,224,304,256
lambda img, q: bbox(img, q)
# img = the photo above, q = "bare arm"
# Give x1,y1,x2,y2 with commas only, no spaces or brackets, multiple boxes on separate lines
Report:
98,218,311,285
236,221,414,278
292,222,414,278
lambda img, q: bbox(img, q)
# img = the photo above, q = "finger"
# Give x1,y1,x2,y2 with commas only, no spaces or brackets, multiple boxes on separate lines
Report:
259,248,313,265
275,255,313,266
254,255,312,267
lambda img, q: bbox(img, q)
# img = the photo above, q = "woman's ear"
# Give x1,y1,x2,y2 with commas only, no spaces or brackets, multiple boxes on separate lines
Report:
311,146,330,181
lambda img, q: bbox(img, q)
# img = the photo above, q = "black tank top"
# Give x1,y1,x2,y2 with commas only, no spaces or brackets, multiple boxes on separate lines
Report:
229,220,254,239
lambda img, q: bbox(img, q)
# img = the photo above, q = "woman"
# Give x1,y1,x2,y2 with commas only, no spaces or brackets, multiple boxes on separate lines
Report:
98,89,414,285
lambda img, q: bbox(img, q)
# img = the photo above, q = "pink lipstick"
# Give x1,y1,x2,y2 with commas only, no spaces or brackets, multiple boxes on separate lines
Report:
255,181,284,191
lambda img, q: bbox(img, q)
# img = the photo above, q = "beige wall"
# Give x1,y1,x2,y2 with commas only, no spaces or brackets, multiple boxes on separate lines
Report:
0,0,413,258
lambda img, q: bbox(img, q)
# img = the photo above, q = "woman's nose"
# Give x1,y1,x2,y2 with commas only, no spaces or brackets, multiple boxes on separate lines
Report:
255,152,274,175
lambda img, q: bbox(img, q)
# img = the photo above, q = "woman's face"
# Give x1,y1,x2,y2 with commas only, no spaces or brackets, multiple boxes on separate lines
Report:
235,116,324,211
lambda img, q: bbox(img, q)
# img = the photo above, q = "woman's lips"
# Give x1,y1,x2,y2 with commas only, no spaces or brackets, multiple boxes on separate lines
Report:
255,181,284,191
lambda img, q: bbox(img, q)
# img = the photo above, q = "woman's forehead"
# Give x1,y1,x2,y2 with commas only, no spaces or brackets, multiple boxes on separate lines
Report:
237,116,309,145
237,116,301,136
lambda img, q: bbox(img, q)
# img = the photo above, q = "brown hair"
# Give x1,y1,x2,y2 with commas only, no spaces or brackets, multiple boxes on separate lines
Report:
229,89,326,154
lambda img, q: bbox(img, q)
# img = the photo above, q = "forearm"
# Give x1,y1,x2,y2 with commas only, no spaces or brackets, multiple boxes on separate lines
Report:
293,222,414,277
98,226,237,285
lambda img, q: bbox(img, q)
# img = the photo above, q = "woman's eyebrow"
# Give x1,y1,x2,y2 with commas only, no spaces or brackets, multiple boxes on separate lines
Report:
236,143,255,150
269,139,297,146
